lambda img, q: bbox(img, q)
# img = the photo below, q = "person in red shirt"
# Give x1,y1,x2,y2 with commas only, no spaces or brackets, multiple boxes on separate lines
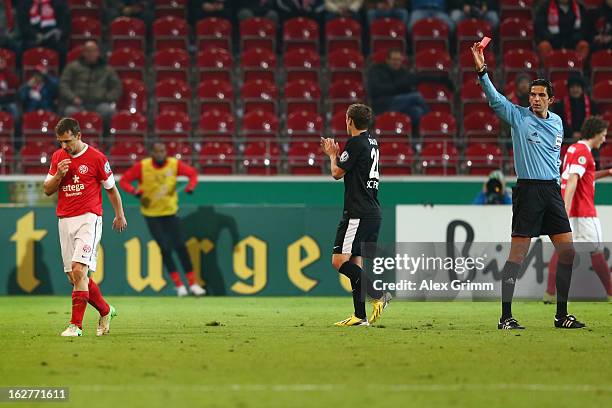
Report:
44,117,127,337
119,141,205,297
545,116,612,303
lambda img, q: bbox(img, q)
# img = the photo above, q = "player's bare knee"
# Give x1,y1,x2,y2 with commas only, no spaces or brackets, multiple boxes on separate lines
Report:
331,255,348,271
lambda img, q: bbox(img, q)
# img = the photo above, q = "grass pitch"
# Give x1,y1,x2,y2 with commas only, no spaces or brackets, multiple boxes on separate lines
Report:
0,297,611,408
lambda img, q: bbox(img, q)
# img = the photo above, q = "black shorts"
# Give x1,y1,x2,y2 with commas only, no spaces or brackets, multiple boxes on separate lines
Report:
511,179,571,238
333,217,381,257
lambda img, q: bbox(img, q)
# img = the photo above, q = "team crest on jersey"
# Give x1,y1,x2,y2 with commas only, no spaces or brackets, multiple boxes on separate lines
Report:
339,151,349,163
104,161,112,174
82,244,92,253
78,165,88,174
578,156,587,165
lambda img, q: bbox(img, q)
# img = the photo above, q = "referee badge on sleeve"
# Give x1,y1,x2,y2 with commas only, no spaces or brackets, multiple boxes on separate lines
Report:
555,135,562,149
340,151,349,163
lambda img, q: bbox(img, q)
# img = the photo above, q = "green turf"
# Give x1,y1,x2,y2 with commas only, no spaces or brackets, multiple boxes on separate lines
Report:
0,297,611,408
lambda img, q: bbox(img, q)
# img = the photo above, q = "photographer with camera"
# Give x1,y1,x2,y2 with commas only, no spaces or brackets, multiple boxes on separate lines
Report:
472,170,512,205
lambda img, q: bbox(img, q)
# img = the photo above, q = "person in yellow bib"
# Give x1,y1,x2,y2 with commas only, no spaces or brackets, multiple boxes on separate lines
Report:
120,141,205,297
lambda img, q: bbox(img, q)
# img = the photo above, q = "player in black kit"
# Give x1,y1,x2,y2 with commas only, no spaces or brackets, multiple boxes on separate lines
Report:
321,103,392,326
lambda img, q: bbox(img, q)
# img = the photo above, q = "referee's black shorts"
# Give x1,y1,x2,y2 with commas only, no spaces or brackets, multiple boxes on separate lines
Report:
333,216,381,257
511,179,571,238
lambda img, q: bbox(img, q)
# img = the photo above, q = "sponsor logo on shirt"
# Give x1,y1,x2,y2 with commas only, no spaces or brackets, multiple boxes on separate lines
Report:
61,174,85,196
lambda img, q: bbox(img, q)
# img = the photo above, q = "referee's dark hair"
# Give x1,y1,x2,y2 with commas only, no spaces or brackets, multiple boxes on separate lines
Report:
347,103,372,130
530,78,554,98
55,118,81,137
580,116,609,140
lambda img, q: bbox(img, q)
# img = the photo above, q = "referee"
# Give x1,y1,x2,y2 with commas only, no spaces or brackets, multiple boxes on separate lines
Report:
321,103,391,326
119,141,206,297
471,43,584,329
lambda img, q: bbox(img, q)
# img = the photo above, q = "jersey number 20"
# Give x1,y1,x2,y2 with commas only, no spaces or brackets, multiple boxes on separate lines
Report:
370,148,380,179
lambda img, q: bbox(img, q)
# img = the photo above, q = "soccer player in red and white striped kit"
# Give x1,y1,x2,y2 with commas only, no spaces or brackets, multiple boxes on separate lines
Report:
545,116,612,303
44,118,127,337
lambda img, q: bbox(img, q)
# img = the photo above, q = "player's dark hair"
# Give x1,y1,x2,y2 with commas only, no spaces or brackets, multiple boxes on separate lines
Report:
580,116,609,140
530,79,554,98
347,104,372,130
55,118,80,137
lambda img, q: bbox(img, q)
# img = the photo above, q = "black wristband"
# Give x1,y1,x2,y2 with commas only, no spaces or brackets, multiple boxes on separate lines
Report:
477,65,488,77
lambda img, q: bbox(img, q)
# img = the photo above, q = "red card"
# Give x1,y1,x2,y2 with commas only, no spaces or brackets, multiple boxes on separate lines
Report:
479,36,491,49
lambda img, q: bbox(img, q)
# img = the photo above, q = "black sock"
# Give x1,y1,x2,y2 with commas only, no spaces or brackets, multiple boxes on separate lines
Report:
339,261,383,300
556,261,573,318
339,262,372,319
501,261,521,320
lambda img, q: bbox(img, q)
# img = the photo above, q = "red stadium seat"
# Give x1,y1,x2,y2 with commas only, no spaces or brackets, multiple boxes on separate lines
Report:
154,111,191,142
196,18,232,52
196,48,233,82
283,17,319,53
21,110,59,142
241,79,278,115
285,80,321,115
0,143,13,174
240,17,276,52
110,17,146,51
0,48,16,69
0,111,15,144
373,112,412,142
241,48,276,83
412,18,450,53
109,47,145,81
458,48,496,84
153,16,189,51
545,50,584,83
242,141,280,175
70,16,101,48
327,48,364,84
199,141,235,174
68,0,101,19
330,111,348,138
20,141,56,174
155,0,187,19
462,111,500,142
284,48,321,83
462,143,504,175
599,142,612,168
552,79,568,100
414,49,452,78
499,18,534,54
242,110,279,140
71,111,103,144
593,80,612,113
419,111,456,140
154,79,191,115
108,141,146,174
603,112,612,133
460,80,491,117
326,17,362,53
287,141,323,174
420,142,459,175
197,79,234,115
165,141,193,162
379,141,414,174
118,79,147,114
417,82,454,114
153,48,190,82
500,0,534,21
109,111,147,143
198,110,235,140
328,80,365,115
286,111,323,141
590,49,612,87
66,45,83,64
456,18,493,54
22,47,59,80
503,48,539,83
583,0,604,9
369,18,406,53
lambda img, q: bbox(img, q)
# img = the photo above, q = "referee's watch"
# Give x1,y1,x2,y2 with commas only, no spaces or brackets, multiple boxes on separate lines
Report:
477,64,487,77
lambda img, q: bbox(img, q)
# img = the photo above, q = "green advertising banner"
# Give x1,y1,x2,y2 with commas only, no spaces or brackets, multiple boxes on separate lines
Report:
0,206,394,296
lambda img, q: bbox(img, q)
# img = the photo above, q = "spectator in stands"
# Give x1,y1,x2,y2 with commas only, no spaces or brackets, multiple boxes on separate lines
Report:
189,0,233,24
555,73,596,141
276,0,325,24
507,72,531,108
236,0,280,23
107,1,154,26
59,41,122,125
449,1,499,29
535,0,589,61
367,48,430,134
17,0,70,65
0,0,19,52
0,54,18,119
408,0,454,32
18,65,58,113
365,0,409,27
473,170,512,205
325,0,363,21
586,0,612,51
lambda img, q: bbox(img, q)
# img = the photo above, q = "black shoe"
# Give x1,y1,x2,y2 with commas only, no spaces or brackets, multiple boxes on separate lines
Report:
554,314,586,329
498,317,525,330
